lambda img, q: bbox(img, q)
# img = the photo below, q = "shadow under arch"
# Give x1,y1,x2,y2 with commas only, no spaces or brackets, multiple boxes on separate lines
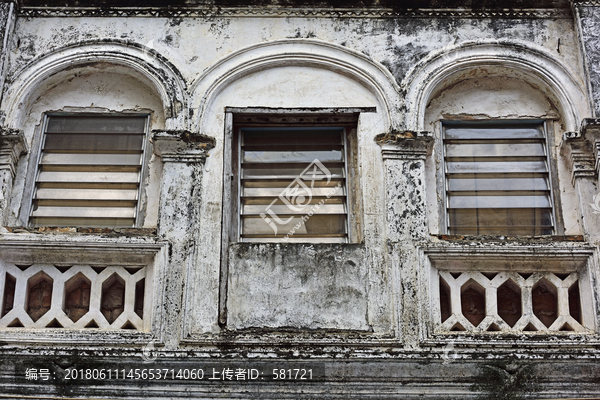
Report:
189,38,402,132
402,40,590,132
2,40,188,129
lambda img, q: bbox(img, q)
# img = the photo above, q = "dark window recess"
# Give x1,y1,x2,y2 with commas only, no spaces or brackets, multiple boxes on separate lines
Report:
1,273,16,318
29,115,148,228
26,272,53,322
497,280,522,327
460,280,486,327
443,121,554,235
439,278,451,323
532,279,558,328
101,274,125,324
135,279,145,319
568,282,582,325
64,274,91,323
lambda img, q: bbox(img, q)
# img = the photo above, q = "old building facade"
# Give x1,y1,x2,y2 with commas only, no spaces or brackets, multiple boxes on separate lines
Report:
1,0,600,398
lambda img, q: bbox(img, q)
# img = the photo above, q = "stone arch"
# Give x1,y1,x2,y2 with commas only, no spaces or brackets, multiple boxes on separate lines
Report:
189,38,402,132
403,41,590,132
2,40,187,129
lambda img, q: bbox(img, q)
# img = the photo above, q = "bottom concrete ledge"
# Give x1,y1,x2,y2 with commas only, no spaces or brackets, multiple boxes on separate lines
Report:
1,354,600,399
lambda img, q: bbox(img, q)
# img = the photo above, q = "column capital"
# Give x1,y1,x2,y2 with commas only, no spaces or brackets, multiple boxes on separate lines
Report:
152,130,216,163
561,119,600,184
375,130,434,160
0,127,27,178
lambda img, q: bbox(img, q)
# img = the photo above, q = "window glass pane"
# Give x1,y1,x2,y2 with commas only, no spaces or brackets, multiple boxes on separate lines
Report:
448,176,549,192
446,161,548,174
31,206,136,218
448,208,554,228
40,153,142,166
243,184,344,197
445,142,546,157
242,165,345,179
29,217,135,227
35,188,138,201
444,125,544,140
243,202,345,216
43,133,144,152
243,149,343,163
450,226,554,235
46,116,146,133
448,195,552,209
242,214,347,236
242,129,342,146
37,171,140,183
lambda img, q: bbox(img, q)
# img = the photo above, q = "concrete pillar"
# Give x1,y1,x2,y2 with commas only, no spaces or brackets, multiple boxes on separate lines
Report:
377,131,433,348
151,130,215,347
573,1,600,117
0,128,26,227
562,120,600,244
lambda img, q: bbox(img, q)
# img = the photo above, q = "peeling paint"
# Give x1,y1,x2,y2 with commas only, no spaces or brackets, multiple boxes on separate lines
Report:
0,1,598,398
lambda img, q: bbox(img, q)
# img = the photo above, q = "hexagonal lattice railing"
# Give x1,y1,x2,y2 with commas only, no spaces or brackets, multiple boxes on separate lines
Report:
437,271,587,333
0,264,149,330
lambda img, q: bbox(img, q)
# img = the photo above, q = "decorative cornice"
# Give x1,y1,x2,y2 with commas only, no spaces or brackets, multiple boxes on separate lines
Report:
17,7,572,19
376,130,433,160
571,0,600,6
561,119,600,184
0,127,27,179
151,130,215,164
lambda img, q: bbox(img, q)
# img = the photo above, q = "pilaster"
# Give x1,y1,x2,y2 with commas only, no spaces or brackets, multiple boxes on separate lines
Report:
562,119,600,243
151,129,215,347
572,1,600,117
376,131,433,348
376,131,433,242
0,127,27,225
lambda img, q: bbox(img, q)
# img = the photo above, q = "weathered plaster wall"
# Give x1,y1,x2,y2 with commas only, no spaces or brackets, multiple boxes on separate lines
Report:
6,16,584,92
227,243,369,330
1,6,600,399
1,7,592,337
194,65,387,333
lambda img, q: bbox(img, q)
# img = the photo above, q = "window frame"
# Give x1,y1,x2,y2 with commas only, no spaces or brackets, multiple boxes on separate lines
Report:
222,108,366,245
437,118,564,236
19,112,152,228
233,126,351,243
